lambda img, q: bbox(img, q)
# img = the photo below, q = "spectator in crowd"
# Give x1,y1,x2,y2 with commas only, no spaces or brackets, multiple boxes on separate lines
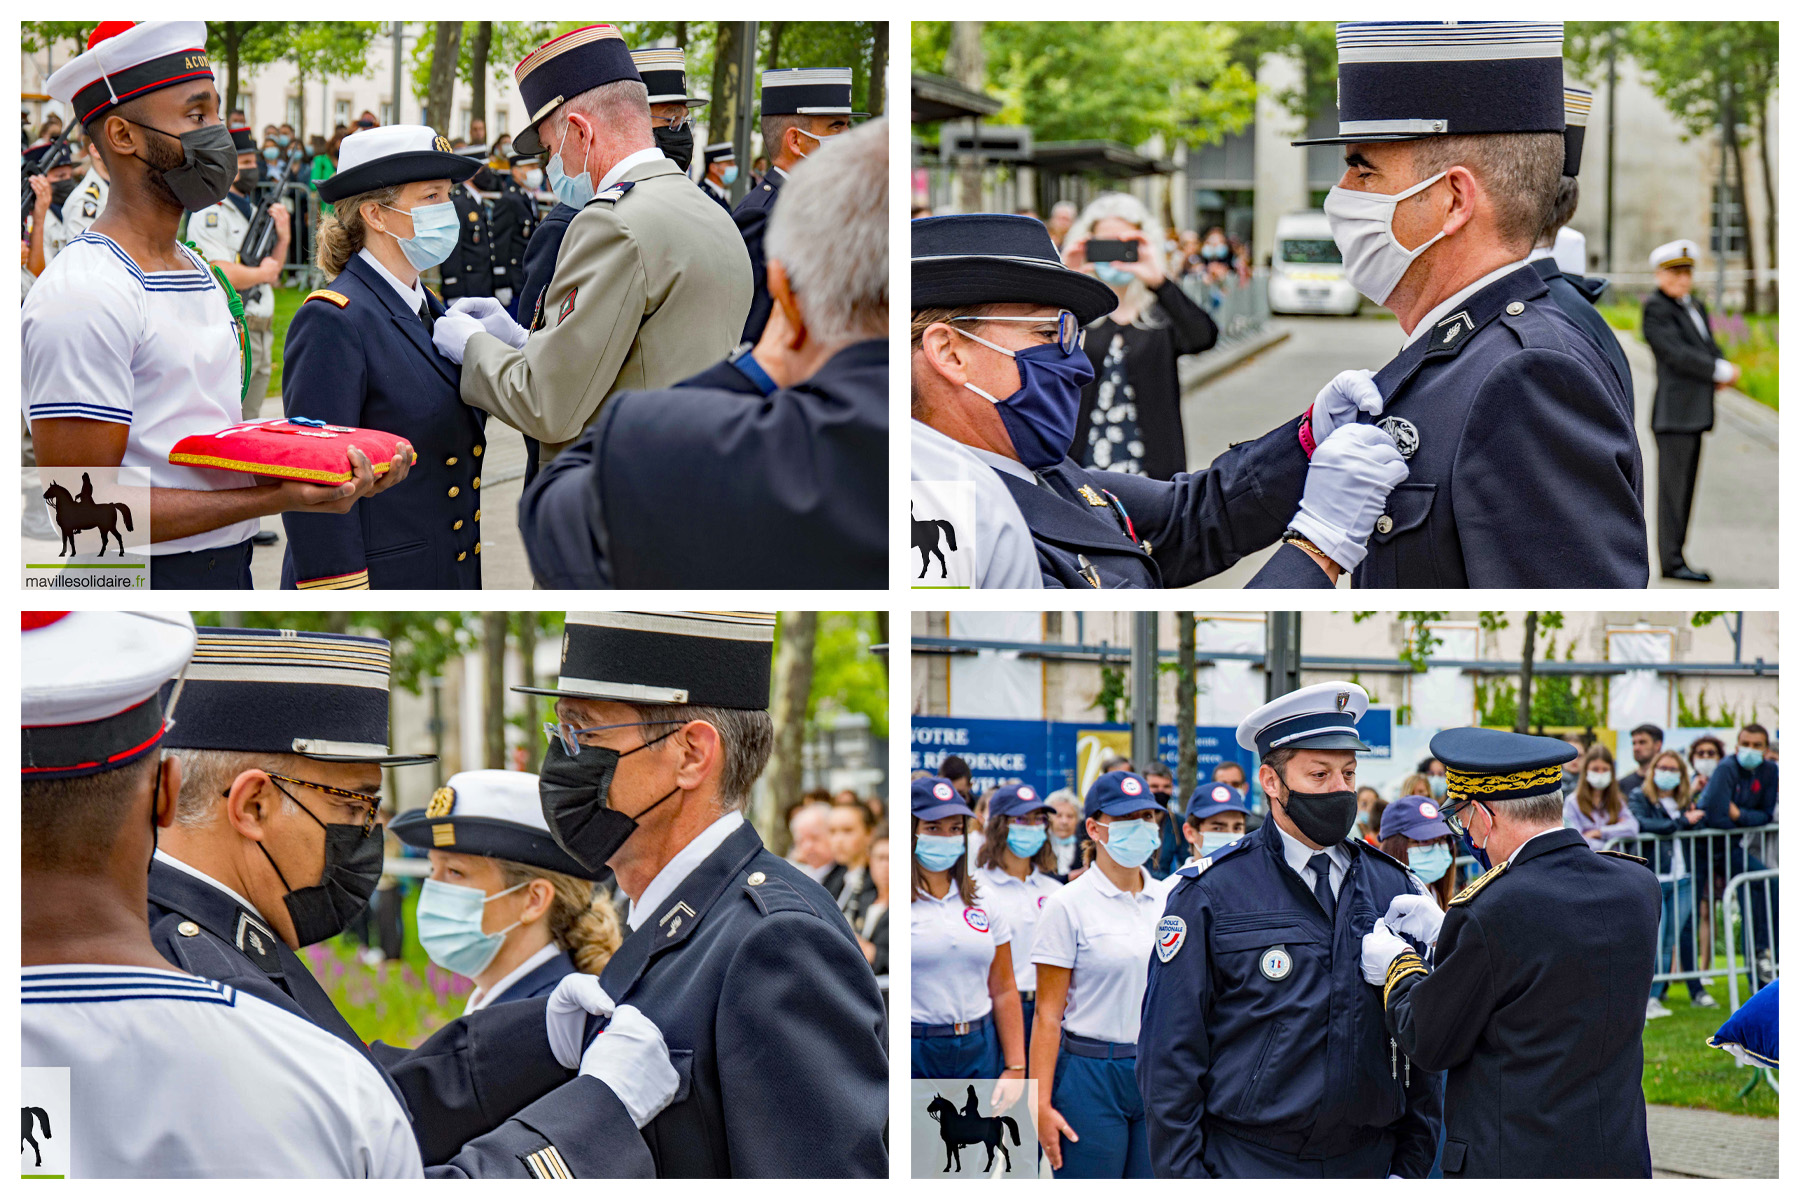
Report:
911,203,932,219
1697,723,1778,985
1143,762,1181,879
1565,743,1639,844
1100,753,1135,775
910,778,1027,1096
1418,757,1449,802
1626,751,1713,1019
1619,723,1663,796
1227,235,1251,285
1044,200,1077,250
357,110,379,129
940,754,974,801
829,798,879,924
1211,760,1249,792
1561,737,1588,795
833,788,860,807
973,784,1064,1048
859,824,889,980
1032,772,1165,1177
1047,790,1082,878
1687,734,1725,791
309,129,344,214
787,801,837,885
1398,773,1432,801
1061,193,1217,481
1378,794,1457,909
1355,785,1384,845
1171,229,1203,280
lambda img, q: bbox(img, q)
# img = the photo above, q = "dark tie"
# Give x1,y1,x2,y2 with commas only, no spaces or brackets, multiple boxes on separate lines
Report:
1308,852,1336,921
418,298,434,333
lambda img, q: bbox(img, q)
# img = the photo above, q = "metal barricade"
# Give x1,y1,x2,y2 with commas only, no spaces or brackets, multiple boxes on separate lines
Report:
1177,271,1270,345
1723,868,1780,1011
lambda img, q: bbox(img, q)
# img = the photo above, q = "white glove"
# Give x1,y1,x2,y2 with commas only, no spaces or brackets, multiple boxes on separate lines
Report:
494,287,514,307
1361,917,1412,986
1310,369,1384,443
580,1004,680,1129
1384,892,1446,946
1289,423,1409,571
431,308,484,364
545,973,615,1069
449,295,528,349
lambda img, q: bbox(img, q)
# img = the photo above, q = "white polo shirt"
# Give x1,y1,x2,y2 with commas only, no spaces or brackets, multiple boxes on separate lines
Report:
1032,864,1164,1045
973,865,1063,994
911,885,1012,1026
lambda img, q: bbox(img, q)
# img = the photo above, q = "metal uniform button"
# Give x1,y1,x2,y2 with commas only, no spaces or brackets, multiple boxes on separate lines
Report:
448,486,460,498
1375,515,1394,534
473,445,483,457
458,552,467,562
453,520,464,531
1506,301,1525,315
177,921,200,937
473,476,481,489
474,542,482,554
747,872,766,885
474,508,482,521
446,456,458,466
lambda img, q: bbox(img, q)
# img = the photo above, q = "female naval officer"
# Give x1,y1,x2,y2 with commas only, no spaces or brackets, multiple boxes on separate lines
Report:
279,124,488,591
971,783,1064,1049
910,776,1028,1095
1031,771,1167,1178
389,769,621,1010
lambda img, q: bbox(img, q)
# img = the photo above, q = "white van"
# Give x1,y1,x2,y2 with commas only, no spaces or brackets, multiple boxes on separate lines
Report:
1269,211,1361,316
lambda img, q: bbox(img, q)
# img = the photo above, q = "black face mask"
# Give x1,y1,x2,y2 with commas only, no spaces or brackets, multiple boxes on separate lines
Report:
1275,774,1360,846
654,124,695,173
129,118,237,212
235,164,260,193
50,177,79,210
539,729,681,873
258,782,384,946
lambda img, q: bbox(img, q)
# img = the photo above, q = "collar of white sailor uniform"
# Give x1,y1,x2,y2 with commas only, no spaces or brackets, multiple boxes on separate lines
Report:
626,809,744,930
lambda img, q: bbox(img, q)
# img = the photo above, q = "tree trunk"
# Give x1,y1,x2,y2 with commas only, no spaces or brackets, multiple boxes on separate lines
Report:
945,23,985,211
867,22,888,117
874,611,889,680
766,22,784,71
672,23,687,47
708,21,742,146
1175,613,1196,802
322,611,349,634
1516,611,1538,734
1725,88,1758,314
222,24,244,118
1755,93,1777,313
425,22,463,133
483,610,507,768
470,22,491,130
517,615,540,772
760,611,817,855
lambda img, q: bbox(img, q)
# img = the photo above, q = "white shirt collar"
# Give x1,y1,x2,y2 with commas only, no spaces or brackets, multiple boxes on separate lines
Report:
357,246,426,312
1506,826,1565,865
153,849,268,922
464,942,563,1014
627,810,745,930
1084,861,1152,898
1273,820,1347,877
599,146,666,193
1403,258,1533,347
1526,245,1556,263
966,445,1034,483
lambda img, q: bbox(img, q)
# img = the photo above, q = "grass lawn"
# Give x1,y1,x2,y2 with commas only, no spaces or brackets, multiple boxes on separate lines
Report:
265,284,306,399
1640,974,1778,1118
1598,300,1778,412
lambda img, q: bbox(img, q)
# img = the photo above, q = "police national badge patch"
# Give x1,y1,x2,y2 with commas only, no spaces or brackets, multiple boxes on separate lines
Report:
1156,915,1186,962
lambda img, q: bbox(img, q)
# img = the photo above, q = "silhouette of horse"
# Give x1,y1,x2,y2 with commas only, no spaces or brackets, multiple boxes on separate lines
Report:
42,480,133,557
21,1106,52,1168
926,1093,1019,1173
911,505,958,580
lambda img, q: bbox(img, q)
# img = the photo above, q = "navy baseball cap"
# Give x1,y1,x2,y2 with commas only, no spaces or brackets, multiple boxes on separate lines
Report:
912,776,974,822
1379,793,1453,842
1430,727,1578,806
990,783,1053,819
1186,782,1251,823
1084,771,1161,820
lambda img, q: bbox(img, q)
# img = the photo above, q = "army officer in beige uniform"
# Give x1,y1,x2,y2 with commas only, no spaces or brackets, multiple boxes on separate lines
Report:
429,24,750,466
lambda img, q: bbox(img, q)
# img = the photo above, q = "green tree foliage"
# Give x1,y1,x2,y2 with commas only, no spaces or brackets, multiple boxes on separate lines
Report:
808,612,889,738
409,22,555,109
1224,21,1339,122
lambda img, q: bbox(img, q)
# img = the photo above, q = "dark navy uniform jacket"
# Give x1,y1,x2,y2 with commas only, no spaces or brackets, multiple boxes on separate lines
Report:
484,822,889,1177
145,857,651,1176
731,167,783,344
1138,819,1443,1177
1382,830,1660,1178
488,177,540,297
519,340,885,588
1642,289,1723,434
1530,257,1634,420
994,414,1332,589
278,253,486,590
701,178,732,213
1352,265,1646,588
514,201,579,483
494,947,577,1002
441,183,494,300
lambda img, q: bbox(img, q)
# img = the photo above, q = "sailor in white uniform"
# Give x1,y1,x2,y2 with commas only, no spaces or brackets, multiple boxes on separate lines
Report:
20,610,419,1178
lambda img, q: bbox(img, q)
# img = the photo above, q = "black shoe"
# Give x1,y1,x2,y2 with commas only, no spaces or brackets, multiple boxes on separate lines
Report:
1662,565,1711,582
252,530,280,546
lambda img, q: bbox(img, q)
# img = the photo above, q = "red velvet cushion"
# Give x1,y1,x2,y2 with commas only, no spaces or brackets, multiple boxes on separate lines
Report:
169,418,408,484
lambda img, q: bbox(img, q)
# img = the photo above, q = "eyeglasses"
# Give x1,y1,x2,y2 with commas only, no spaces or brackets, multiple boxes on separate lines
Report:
655,111,693,132
260,771,382,833
948,310,1081,356
542,718,683,759
1439,798,1476,842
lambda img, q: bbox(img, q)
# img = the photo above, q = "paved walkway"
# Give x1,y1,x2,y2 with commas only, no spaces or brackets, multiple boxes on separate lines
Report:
1177,311,1777,588
1647,1103,1778,1178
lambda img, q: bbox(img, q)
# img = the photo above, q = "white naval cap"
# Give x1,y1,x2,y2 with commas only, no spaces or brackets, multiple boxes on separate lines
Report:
389,769,602,879
46,21,213,126
1236,681,1372,755
1553,226,1588,277
1651,239,1702,270
318,123,478,204
23,611,196,779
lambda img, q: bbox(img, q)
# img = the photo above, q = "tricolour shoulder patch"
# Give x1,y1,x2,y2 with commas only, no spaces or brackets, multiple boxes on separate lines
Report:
304,289,349,308
1448,858,1510,907
1155,914,1187,962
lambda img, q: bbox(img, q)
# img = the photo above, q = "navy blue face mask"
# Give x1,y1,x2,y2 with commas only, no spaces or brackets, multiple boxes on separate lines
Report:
954,327,1095,470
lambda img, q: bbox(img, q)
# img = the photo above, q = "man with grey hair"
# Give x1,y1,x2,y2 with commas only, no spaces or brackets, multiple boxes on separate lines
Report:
430,24,750,467
1294,21,1644,587
519,118,888,588
1364,726,1659,1177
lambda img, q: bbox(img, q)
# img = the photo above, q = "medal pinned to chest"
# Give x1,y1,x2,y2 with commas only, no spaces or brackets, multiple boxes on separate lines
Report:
170,416,410,484
1260,944,1293,981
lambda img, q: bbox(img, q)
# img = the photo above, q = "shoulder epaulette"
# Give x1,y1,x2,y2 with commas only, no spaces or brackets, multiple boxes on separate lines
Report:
1448,858,1510,907
741,868,825,919
1597,849,1651,867
588,180,636,206
304,289,349,308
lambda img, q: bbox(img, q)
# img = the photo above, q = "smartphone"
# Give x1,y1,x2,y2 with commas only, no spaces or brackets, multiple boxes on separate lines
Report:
1085,238,1139,263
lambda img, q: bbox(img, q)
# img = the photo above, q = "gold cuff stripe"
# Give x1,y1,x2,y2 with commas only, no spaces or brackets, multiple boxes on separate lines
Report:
1384,959,1429,1009
522,1146,572,1179
295,570,371,590
1445,763,1563,796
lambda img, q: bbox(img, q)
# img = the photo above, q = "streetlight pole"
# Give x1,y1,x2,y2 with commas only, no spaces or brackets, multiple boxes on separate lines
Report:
1131,612,1160,772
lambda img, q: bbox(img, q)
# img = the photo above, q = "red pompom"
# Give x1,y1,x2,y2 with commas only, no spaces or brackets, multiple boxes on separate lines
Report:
87,22,138,49
23,612,71,631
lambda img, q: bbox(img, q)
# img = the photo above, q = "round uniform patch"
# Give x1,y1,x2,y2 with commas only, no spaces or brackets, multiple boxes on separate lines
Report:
1037,896,1047,910
932,781,954,801
1260,945,1293,980
1418,801,1439,819
1212,785,1230,801
1156,915,1187,962
1378,416,1420,460
1121,776,1144,797
1018,785,1036,801
964,908,990,933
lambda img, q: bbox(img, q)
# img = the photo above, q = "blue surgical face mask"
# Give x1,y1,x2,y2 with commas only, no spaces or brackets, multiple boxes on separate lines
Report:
1653,769,1683,792
275,134,290,148
1200,831,1242,857
1006,824,1048,858
914,833,966,872
1408,843,1453,884
382,200,460,271
416,878,527,978
1738,748,1764,770
720,164,739,185
1093,262,1135,287
1051,831,1076,848
1428,775,1448,799
547,121,595,209
1099,818,1158,869
262,146,278,162
954,326,1095,471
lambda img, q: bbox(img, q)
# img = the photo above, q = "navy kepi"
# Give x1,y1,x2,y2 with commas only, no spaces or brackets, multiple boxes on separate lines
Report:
913,214,1118,326
1237,681,1371,755
759,67,865,117
1429,727,1578,804
511,24,641,156
1563,83,1592,177
1294,21,1565,146
514,612,775,710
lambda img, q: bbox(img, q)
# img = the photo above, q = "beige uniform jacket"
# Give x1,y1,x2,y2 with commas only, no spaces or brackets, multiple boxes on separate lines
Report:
458,155,751,462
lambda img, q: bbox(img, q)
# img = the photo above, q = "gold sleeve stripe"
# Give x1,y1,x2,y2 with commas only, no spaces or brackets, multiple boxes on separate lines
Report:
523,1146,573,1178
296,570,371,590
1384,953,1429,1009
